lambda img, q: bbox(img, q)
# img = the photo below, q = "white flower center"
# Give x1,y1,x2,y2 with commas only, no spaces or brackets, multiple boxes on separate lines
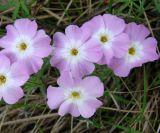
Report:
16,42,27,52
0,75,6,86
128,47,136,55
12,36,34,59
100,35,108,44
70,91,81,100
125,42,143,63
70,48,78,56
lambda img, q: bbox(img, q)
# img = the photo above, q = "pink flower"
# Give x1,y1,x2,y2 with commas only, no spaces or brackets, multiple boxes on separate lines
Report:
0,18,52,75
110,22,159,77
50,25,102,78
47,72,104,118
83,14,129,65
0,54,29,104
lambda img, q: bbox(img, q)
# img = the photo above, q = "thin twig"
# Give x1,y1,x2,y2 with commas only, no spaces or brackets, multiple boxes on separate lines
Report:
71,116,73,133
100,107,155,113
2,113,58,126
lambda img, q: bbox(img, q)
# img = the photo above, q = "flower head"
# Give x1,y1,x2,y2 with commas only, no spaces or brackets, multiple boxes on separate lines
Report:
47,72,104,118
83,14,129,65
0,54,29,104
50,25,102,78
109,22,159,77
0,18,52,75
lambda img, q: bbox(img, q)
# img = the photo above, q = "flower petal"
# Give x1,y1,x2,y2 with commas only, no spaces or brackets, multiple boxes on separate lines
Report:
103,14,125,35
3,87,24,104
0,25,19,48
65,25,82,42
109,58,131,77
97,47,114,65
57,71,75,88
58,100,72,116
78,100,96,118
47,86,65,109
53,32,68,48
10,61,29,86
142,37,159,62
83,38,102,62
87,15,105,33
0,54,11,73
112,33,129,58
65,25,91,44
33,30,52,58
0,49,17,63
69,104,80,117
71,60,95,78
80,76,104,97
23,56,43,75
125,22,150,42
50,55,69,72
14,19,37,38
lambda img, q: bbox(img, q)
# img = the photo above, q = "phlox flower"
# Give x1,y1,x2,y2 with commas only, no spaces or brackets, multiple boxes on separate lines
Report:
47,72,104,118
83,14,129,65
0,18,52,75
0,54,29,104
110,22,159,77
50,25,102,78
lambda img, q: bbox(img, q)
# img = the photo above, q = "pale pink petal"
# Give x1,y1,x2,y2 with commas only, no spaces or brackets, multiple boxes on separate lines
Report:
86,98,103,108
125,22,150,42
23,57,43,75
14,19,37,38
3,87,24,104
97,47,114,65
69,104,80,117
78,101,96,118
0,49,17,63
71,60,95,78
109,58,132,77
33,36,52,57
103,14,125,35
32,29,52,57
112,33,129,58
47,86,65,109
87,15,105,33
50,55,69,72
53,32,69,48
57,71,75,88
0,25,19,48
10,61,29,86
83,38,103,62
79,23,92,43
65,25,90,43
59,101,80,117
58,100,72,116
80,76,104,97
0,54,11,72
32,30,46,42
142,37,159,62
0,90,2,101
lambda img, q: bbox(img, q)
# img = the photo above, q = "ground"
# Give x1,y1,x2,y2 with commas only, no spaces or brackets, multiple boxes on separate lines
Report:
0,0,160,133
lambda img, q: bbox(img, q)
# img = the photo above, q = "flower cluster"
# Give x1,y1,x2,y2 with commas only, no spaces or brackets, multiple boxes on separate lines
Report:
0,19,52,104
49,14,159,118
0,14,159,119
51,14,159,78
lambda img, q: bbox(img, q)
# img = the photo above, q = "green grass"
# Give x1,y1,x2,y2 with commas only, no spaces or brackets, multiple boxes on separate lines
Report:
0,0,159,133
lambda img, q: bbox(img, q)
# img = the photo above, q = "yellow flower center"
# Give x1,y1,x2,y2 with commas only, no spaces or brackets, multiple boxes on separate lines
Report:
0,75,6,85
128,47,136,55
100,35,108,43
70,48,78,56
70,91,80,99
17,43,27,51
